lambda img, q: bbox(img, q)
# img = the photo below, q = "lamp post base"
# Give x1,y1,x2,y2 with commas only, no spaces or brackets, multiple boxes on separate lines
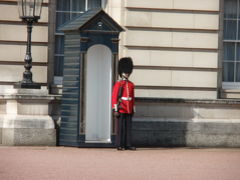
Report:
14,82,41,89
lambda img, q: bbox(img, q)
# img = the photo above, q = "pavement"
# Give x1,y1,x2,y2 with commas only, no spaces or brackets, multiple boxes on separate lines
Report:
0,146,240,180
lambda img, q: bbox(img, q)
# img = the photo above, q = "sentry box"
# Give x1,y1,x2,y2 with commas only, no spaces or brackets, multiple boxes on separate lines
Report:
59,8,124,147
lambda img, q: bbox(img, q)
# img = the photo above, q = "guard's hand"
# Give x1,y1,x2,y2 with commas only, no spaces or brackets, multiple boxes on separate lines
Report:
114,112,119,118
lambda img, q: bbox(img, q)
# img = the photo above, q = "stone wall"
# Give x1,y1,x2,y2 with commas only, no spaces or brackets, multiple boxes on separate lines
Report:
0,88,59,146
132,98,240,147
120,0,220,99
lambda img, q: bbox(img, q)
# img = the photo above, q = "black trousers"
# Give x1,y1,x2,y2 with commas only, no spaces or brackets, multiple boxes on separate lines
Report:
116,113,133,148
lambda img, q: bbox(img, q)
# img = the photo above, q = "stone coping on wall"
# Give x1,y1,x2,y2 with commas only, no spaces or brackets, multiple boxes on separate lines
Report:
2,93,239,105
133,117,240,123
0,87,61,101
135,97,240,105
0,94,61,101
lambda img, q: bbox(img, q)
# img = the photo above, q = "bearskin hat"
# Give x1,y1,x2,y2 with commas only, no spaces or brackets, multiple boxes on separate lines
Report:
118,57,133,77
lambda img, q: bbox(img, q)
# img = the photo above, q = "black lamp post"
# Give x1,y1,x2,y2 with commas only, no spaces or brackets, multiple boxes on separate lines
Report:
14,0,43,89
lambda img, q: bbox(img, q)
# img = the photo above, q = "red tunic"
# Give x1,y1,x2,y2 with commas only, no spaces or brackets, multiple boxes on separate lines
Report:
112,80,135,114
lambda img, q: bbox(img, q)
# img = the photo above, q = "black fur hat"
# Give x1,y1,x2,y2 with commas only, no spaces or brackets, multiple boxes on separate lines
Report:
118,57,133,77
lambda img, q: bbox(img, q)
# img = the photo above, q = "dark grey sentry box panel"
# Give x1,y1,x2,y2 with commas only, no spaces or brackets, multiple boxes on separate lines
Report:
59,8,123,147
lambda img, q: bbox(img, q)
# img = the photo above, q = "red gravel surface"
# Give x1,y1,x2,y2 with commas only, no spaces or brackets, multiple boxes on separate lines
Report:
0,146,240,180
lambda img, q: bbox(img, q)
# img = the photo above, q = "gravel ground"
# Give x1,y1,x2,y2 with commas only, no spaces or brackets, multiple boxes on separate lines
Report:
0,146,240,180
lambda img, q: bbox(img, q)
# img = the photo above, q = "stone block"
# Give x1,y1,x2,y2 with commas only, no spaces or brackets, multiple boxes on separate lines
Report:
193,51,218,68
194,14,219,29
125,11,152,27
0,4,19,21
125,30,172,47
171,70,217,88
173,0,219,11
130,69,172,86
18,101,49,115
150,50,193,67
125,49,151,66
152,12,194,29
135,89,217,99
0,88,58,146
126,49,218,68
185,134,240,147
2,128,56,146
196,106,240,119
1,113,56,146
15,128,56,146
0,4,48,23
132,120,240,147
13,87,49,95
126,0,173,9
0,65,47,83
0,65,22,82
172,32,218,49
2,115,55,129
0,25,48,42
0,44,21,62
125,3,219,30
135,101,240,119
132,131,186,147
187,121,240,134
135,104,195,118
0,44,47,63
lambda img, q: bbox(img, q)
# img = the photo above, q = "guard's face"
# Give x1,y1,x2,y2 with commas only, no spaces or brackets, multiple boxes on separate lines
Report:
122,73,130,79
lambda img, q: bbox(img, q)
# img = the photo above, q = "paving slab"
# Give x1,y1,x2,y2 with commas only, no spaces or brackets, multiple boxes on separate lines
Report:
0,146,240,180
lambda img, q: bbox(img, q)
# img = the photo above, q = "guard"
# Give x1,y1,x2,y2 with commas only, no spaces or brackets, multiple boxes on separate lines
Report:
112,57,136,150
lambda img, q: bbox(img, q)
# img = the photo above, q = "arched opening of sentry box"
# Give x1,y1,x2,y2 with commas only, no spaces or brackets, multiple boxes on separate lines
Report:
85,45,112,143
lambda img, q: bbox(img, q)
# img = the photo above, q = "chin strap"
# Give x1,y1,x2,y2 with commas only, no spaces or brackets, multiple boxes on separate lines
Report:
122,76,128,81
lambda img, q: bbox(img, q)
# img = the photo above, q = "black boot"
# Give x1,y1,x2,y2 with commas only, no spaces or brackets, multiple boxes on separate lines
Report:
117,147,124,151
126,146,136,151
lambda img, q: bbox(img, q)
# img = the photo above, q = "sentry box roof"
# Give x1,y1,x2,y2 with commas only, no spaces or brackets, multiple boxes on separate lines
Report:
60,8,124,33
